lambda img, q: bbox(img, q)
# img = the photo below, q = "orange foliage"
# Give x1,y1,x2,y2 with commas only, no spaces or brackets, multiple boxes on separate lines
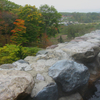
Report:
55,27,58,31
11,19,26,34
10,19,27,45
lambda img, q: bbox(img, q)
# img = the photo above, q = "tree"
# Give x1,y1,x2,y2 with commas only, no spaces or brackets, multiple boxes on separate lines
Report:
18,5,43,44
39,4,61,36
0,0,21,12
0,11,17,44
10,19,27,45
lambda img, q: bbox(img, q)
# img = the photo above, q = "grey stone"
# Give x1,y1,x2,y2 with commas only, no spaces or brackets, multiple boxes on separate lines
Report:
12,60,32,71
16,59,29,64
24,56,36,63
36,74,44,81
33,83,58,100
36,50,48,56
49,60,90,92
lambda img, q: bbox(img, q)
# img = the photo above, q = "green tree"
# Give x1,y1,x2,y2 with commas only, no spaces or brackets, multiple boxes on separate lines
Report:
19,5,43,44
0,0,21,12
39,4,61,36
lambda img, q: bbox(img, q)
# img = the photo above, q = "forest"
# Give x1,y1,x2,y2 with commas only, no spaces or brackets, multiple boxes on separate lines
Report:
0,0,100,64
0,0,61,47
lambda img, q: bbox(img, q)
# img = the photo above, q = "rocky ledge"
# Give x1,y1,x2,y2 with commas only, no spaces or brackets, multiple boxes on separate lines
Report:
1,30,100,100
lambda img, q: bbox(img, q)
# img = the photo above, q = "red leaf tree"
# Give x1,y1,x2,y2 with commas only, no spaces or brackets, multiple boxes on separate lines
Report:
10,19,28,45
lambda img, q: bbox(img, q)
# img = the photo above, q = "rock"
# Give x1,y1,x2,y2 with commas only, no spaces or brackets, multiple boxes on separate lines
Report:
31,73,54,97
31,59,58,73
27,59,56,98
32,83,58,100
0,70,34,100
36,74,45,81
58,92,83,100
59,30,100,63
16,59,29,64
35,50,70,61
61,41,100,63
72,46,100,63
49,60,90,93
36,50,48,56
24,56,36,64
0,64,15,70
12,59,32,71
84,56,100,75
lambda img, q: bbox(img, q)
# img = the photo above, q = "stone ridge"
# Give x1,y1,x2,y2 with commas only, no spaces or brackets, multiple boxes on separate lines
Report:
0,30,100,100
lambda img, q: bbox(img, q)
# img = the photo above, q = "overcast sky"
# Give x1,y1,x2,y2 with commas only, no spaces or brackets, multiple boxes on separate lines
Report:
9,0,100,12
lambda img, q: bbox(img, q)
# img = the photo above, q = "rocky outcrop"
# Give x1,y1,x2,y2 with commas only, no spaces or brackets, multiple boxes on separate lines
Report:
0,70,34,100
1,30,100,100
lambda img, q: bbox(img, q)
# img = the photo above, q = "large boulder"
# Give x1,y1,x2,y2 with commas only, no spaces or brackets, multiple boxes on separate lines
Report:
48,60,90,93
61,41,100,63
0,70,34,100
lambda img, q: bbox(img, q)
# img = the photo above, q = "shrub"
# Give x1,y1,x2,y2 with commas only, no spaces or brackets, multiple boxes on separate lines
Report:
0,44,41,64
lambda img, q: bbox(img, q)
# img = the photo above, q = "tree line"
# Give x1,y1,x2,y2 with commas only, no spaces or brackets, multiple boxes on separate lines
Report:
60,12,100,23
0,0,61,47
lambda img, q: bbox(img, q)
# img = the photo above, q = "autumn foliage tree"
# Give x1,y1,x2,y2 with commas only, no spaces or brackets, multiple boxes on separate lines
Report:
18,5,43,44
10,19,27,45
